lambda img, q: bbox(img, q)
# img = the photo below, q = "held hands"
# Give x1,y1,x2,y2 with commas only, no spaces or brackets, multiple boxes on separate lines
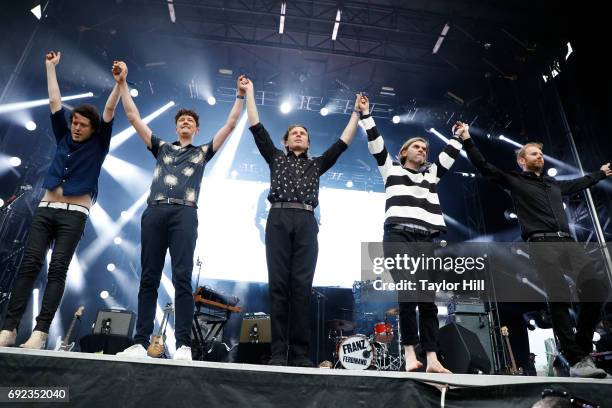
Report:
242,76,254,94
601,163,612,177
45,51,61,67
237,74,248,96
452,121,470,140
356,93,369,115
112,61,128,83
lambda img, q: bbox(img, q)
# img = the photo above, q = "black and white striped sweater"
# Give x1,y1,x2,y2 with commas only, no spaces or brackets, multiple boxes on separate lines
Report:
362,116,463,233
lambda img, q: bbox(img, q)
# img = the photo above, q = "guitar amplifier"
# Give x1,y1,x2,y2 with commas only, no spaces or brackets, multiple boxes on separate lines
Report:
93,309,136,337
238,313,271,364
239,313,271,343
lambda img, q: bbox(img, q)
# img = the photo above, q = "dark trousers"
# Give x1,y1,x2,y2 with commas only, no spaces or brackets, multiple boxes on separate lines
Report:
3,207,87,333
265,208,318,360
134,204,198,349
383,226,439,352
529,236,606,365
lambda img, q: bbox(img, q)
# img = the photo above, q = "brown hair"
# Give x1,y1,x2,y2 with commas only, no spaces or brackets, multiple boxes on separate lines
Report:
397,137,428,165
70,104,100,132
283,124,309,153
175,108,200,127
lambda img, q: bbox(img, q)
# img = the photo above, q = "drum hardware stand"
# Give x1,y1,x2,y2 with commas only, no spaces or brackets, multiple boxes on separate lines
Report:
312,287,327,365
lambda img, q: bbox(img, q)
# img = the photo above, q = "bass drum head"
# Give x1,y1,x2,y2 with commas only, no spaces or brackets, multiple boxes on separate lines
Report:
338,335,373,370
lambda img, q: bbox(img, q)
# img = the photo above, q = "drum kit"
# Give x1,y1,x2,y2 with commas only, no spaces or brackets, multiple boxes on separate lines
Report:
327,307,403,371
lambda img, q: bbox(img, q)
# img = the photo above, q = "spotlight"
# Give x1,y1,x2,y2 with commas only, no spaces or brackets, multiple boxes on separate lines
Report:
9,157,21,167
593,332,601,342
30,5,42,20
392,115,400,124
547,167,557,177
25,121,37,131
529,319,536,327
120,211,128,219
207,96,216,106
280,101,292,114
114,237,122,245
230,170,238,178
107,263,116,272
0,198,4,208
504,209,518,220
320,107,329,116
130,88,139,98
99,290,109,300
563,202,567,210
345,180,353,188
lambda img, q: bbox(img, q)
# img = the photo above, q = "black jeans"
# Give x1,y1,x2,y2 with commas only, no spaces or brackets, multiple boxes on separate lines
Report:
383,226,439,352
3,207,87,333
529,236,606,365
134,204,198,349
265,208,318,361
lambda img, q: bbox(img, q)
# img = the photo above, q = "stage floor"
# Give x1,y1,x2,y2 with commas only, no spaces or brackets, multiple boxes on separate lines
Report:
1,347,611,407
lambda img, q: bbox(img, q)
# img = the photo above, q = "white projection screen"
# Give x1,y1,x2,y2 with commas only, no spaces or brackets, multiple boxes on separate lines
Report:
195,176,386,287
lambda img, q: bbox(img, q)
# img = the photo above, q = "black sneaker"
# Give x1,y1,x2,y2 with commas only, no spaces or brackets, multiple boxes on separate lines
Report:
268,355,288,366
290,356,314,367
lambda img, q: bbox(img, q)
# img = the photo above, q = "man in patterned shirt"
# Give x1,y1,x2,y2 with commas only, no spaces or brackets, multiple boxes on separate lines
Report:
244,78,360,366
112,61,247,361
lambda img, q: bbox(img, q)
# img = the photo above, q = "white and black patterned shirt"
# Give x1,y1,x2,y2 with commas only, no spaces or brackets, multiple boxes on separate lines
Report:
249,122,347,208
362,115,462,232
147,135,215,206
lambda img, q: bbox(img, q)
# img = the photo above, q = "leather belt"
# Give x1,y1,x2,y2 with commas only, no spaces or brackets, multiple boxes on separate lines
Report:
151,198,197,207
38,201,90,216
388,223,439,237
527,231,572,241
270,202,314,212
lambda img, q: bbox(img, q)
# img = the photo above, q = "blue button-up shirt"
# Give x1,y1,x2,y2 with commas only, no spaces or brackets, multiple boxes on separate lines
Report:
42,108,113,202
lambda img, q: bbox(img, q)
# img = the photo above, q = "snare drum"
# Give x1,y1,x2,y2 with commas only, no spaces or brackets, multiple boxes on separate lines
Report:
338,335,374,370
373,322,393,343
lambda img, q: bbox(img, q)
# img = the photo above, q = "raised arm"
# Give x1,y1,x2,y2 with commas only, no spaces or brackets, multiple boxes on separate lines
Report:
45,51,62,114
456,122,510,187
358,94,395,179
244,78,278,164
245,78,260,126
431,125,464,180
102,82,121,123
338,93,361,145
210,75,246,152
557,163,611,195
113,61,153,149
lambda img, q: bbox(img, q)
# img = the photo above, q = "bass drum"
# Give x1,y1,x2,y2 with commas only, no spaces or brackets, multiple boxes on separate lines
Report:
338,335,374,370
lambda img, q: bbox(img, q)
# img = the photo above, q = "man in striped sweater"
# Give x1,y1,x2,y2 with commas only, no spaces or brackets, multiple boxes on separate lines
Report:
359,95,462,373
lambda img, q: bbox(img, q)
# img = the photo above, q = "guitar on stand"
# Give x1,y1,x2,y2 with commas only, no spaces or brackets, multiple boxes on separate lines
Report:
54,306,84,351
147,303,174,358
501,326,523,375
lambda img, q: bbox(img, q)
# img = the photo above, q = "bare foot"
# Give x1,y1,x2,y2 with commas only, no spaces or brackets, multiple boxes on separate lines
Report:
426,361,452,374
405,360,423,372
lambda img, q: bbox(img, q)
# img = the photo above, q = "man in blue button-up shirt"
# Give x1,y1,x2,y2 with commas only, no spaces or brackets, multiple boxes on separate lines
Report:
0,51,120,350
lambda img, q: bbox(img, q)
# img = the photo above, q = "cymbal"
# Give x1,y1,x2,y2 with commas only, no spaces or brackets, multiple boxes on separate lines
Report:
326,319,355,331
384,307,399,316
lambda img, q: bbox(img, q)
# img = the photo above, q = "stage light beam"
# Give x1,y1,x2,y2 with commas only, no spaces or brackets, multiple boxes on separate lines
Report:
0,92,93,115
25,121,37,131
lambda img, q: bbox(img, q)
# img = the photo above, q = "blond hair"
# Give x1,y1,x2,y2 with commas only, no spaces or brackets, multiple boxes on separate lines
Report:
398,137,428,165
516,142,543,159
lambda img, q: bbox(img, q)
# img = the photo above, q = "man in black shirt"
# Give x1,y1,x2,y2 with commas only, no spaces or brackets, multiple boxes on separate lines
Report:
0,51,119,349
113,61,247,361
244,78,360,366
455,121,612,378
